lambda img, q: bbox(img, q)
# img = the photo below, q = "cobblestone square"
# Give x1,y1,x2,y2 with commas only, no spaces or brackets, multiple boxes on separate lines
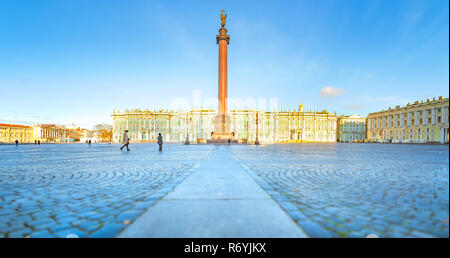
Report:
231,143,449,238
0,143,448,238
0,143,215,238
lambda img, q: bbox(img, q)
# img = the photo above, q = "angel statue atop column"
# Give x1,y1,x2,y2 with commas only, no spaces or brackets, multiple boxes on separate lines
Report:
220,9,227,27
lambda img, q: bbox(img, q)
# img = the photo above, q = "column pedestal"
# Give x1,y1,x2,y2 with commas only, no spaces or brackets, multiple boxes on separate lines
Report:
210,114,232,142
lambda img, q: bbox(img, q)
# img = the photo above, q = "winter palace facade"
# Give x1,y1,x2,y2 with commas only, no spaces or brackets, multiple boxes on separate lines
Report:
111,104,338,144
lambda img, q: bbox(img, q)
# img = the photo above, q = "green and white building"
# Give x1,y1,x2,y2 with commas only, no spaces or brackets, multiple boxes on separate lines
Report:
337,115,366,142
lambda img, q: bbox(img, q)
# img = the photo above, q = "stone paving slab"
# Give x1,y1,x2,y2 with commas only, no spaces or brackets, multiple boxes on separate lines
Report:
163,149,269,200
119,146,307,238
119,199,305,238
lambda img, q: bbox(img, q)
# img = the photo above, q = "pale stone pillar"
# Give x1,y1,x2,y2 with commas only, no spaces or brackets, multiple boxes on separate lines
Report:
415,111,420,126
423,109,428,126
431,108,436,124
442,106,448,124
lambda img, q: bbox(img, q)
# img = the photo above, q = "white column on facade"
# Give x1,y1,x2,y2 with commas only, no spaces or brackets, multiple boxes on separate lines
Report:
314,118,317,141
415,111,420,126
442,106,448,124
288,116,291,141
431,108,437,124
423,109,428,126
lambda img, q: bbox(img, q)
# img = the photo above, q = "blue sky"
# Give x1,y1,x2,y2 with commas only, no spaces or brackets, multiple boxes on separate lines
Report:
0,0,448,129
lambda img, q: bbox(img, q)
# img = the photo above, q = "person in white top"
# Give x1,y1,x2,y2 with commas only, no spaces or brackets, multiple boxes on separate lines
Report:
120,130,130,151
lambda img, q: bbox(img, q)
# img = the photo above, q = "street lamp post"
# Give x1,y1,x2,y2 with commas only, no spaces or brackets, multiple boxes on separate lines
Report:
255,111,259,145
184,113,190,145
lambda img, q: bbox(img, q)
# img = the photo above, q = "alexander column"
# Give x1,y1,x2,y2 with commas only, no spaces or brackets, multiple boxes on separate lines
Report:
211,9,232,142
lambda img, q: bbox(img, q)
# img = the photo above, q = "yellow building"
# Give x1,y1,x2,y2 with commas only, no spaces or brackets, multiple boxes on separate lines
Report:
0,124,35,143
367,96,449,143
33,124,83,142
112,103,338,144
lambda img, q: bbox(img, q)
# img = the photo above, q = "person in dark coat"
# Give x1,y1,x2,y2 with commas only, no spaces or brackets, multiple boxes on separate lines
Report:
157,133,163,152
15,139,18,146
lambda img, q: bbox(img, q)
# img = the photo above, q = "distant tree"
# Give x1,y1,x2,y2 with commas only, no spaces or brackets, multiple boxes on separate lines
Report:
92,124,113,142
92,124,112,132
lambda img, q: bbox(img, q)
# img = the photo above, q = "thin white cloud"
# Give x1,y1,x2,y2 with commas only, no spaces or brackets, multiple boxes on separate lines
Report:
320,86,344,99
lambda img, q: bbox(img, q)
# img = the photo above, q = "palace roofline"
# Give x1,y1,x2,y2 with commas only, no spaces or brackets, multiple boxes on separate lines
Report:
0,123,33,128
368,96,449,115
111,108,337,116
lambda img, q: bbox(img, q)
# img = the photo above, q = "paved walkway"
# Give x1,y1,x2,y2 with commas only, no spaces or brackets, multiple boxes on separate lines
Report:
118,145,307,238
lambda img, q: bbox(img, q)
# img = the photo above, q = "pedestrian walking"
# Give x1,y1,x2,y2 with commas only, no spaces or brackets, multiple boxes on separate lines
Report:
120,130,130,151
157,133,163,152
38,140,40,145
15,139,18,146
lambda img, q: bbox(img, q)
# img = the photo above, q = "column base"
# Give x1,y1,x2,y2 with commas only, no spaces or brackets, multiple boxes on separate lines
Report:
207,136,238,144
208,114,233,144
212,113,231,136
